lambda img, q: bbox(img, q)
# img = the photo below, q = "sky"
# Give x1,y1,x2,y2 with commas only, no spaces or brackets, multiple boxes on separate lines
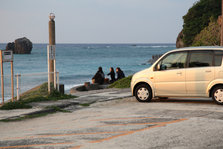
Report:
0,0,198,44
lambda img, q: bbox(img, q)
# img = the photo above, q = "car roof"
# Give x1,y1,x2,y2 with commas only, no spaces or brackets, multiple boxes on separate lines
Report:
171,46,223,53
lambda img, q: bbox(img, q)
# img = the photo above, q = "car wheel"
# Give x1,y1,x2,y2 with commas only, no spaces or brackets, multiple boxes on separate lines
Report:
135,84,152,102
212,86,223,105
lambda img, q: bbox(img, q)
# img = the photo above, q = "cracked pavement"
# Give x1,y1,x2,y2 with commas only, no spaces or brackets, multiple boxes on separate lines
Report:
1,96,223,148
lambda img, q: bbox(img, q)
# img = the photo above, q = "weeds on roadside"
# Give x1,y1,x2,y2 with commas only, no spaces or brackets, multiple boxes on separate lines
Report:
0,83,76,110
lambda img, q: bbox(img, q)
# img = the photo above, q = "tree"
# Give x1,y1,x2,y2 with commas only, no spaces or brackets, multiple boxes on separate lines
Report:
182,0,221,46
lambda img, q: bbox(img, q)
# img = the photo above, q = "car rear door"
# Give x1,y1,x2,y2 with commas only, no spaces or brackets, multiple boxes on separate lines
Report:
185,50,214,96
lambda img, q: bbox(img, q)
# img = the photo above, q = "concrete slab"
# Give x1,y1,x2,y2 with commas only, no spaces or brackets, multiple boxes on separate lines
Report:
1,97,223,149
0,88,132,121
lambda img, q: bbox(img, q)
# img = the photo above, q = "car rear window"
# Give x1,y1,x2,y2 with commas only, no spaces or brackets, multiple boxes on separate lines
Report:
214,51,223,66
189,51,213,68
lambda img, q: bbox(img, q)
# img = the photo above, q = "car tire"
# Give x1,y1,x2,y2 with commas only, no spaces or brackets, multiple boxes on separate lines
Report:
212,86,223,105
135,84,152,102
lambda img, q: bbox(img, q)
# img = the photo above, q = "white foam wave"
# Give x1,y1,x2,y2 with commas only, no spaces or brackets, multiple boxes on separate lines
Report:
151,45,175,48
134,45,175,48
65,84,83,91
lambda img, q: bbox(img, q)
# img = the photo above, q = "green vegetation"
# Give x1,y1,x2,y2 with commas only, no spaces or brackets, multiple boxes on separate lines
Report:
0,83,76,110
192,18,220,46
109,75,132,88
0,101,32,110
182,0,221,46
19,82,50,100
79,103,91,107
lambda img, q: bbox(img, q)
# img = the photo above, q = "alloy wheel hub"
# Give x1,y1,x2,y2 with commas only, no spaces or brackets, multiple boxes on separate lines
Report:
137,87,149,100
214,89,223,103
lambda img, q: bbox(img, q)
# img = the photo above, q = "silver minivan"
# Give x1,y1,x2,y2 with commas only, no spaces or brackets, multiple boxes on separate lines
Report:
131,47,223,105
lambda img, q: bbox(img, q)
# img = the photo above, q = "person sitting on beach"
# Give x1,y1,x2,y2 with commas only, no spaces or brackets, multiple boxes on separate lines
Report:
116,67,125,80
107,67,115,83
92,67,105,84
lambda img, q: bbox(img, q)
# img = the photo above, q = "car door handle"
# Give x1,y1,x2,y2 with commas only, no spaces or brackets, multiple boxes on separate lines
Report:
205,70,212,73
176,72,182,75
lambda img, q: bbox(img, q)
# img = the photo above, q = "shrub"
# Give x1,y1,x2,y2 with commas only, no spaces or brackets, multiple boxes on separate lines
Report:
192,18,220,46
109,75,132,88
182,0,221,46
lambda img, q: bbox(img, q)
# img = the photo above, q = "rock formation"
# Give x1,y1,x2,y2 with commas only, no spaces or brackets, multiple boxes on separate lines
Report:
6,37,32,54
176,30,185,48
6,42,15,51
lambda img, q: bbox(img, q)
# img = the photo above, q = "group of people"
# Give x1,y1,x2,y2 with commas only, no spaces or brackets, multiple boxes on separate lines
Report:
92,67,125,84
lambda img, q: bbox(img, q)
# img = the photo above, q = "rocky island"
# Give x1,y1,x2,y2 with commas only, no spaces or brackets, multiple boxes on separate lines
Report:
6,37,33,54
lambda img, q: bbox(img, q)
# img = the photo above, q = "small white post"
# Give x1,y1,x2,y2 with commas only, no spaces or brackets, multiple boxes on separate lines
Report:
57,72,59,91
11,61,14,102
16,74,20,100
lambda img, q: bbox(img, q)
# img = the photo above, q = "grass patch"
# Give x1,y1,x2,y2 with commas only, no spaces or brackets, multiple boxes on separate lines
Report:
0,112,52,122
79,103,91,107
109,75,132,88
0,83,76,110
0,101,32,110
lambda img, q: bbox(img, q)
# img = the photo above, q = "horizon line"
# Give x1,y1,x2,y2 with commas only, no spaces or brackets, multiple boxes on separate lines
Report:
0,42,176,44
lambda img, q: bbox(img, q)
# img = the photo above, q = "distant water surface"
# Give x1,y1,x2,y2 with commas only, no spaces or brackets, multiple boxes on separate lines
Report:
0,43,175,100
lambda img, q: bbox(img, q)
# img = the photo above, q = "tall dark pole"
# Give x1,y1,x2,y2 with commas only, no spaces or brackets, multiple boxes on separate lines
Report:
49,13,55,84
0,51,4,104
221,0,223,46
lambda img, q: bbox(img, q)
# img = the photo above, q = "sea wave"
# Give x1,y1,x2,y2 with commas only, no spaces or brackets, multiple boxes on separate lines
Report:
60,74,93,80
133,45,175,48
65,83,84,91
150,45,175,48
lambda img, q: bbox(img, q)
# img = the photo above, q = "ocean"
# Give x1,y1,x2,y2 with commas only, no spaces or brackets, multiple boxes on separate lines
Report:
0,43,175,102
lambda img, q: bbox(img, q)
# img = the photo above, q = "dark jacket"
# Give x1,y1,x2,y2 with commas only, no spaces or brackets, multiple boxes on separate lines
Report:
107,71,115,83
117,70,125,80
92,71,105,84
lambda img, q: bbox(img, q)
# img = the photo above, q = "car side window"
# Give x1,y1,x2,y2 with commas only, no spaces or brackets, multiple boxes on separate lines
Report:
189,51,213,68
157,52,187,71
214,51,223,66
